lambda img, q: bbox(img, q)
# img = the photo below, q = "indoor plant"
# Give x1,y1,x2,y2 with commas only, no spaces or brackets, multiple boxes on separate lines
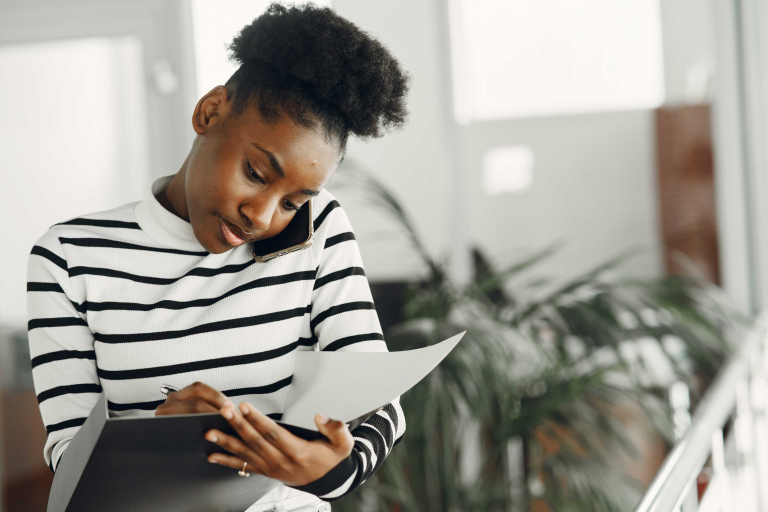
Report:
329,162,743,512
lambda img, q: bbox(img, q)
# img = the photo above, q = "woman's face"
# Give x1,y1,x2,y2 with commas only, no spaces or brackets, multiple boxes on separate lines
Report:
183,86,340,254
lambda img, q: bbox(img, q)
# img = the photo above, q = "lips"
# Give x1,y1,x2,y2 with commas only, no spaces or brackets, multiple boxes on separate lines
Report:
219,217,252,246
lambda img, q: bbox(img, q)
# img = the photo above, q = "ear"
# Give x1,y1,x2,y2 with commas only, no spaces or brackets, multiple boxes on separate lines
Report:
192,85,229,136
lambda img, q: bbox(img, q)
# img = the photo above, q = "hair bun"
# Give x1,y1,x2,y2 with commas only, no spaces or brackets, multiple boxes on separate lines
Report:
228,2,409,138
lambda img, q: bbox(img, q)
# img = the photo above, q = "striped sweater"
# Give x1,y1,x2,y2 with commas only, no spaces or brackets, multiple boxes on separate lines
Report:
26,174,405,506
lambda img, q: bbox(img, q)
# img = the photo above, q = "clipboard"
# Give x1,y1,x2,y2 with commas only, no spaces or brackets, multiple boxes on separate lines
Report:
47,331,466,511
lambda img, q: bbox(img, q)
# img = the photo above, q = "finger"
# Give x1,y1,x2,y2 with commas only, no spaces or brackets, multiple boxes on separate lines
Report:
205,428,272,474
240,402,305,454
220,405,289,468
191,400,220,414
155,398,219,416
207,453,265,476
171,381,233,409
315,414,353,454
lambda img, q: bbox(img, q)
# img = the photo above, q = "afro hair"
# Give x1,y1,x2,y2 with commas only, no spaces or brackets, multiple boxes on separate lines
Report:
225,2,410,151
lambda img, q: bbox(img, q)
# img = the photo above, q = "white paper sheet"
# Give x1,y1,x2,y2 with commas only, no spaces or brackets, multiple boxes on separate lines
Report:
281,331,466,430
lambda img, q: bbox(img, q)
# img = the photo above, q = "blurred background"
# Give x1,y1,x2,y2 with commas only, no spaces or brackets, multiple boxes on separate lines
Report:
2,0,768,510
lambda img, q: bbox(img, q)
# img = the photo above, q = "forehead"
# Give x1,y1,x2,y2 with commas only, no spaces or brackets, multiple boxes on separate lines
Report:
227,107,340,187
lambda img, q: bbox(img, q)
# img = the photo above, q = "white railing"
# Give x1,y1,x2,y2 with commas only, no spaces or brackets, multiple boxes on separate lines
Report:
634,314,768,512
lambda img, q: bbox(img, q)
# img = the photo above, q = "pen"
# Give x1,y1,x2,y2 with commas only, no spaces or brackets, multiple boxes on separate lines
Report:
160,384,179,396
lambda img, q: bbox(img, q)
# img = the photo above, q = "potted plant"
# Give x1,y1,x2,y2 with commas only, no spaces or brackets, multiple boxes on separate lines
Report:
329,162,744,512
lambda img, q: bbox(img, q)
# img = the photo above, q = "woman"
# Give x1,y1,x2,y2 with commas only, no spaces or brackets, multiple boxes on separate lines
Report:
26,3,410,510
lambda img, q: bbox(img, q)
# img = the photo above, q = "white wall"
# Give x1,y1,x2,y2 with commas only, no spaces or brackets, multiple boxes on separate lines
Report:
658,0,716,104
329,0,455,281
330,0,715,285
462,110,662,280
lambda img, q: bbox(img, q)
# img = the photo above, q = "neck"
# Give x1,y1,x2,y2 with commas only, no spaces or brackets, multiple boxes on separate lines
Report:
157,152,192,221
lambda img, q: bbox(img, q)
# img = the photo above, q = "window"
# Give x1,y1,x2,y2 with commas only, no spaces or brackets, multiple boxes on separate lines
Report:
0,37,150,326
448,0,666,123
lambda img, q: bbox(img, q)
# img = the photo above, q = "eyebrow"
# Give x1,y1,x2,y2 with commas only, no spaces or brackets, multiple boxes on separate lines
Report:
250,142,321,197
251,142,285,177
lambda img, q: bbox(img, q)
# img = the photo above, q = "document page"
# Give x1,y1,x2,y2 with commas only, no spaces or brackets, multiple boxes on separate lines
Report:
281,331,465,430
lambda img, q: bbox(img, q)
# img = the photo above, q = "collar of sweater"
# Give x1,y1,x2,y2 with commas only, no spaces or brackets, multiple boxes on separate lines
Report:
133,174,210,253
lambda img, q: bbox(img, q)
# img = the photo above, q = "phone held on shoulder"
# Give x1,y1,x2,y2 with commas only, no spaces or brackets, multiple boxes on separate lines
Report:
251,198,314,263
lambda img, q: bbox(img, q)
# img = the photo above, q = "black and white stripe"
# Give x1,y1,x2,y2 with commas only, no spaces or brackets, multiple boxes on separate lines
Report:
26,177,404,506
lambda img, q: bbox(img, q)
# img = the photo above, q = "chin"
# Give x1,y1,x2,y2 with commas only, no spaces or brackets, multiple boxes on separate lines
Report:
190,219,226,254
209,243,231,254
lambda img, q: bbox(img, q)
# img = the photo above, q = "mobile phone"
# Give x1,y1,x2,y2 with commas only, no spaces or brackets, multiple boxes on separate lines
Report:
251,198,314,263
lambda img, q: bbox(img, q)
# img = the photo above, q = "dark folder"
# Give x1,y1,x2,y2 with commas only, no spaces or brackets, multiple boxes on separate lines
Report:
47,391,308,512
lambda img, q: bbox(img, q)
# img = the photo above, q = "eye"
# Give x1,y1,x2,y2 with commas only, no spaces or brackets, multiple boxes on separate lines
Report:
283,200,300,212
246,162,265,184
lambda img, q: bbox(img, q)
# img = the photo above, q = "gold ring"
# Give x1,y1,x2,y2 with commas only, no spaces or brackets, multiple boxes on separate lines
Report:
238,461,250,477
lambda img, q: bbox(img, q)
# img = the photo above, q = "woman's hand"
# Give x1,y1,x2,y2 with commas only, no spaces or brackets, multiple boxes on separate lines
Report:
154,381,234,416
205,402,355,487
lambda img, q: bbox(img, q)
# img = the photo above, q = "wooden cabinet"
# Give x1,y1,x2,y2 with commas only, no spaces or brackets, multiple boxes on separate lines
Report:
655,104,720,284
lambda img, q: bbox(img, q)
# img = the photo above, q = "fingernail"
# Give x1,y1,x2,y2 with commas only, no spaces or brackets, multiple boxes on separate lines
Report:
208,434,218,442
317,414,329,425
223,409,233,420
239,403,249,415
209,458,218,464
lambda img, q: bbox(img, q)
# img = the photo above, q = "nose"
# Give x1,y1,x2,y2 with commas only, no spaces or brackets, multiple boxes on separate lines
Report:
240,195,277,233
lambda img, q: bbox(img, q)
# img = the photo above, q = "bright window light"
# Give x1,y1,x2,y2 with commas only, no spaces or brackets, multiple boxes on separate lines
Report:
191,0,332,100
448,0,666,123
483,145,534,195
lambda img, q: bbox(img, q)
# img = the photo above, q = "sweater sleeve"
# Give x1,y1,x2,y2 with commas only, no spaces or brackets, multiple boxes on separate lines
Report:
26,228,102,474
288,195,407,501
